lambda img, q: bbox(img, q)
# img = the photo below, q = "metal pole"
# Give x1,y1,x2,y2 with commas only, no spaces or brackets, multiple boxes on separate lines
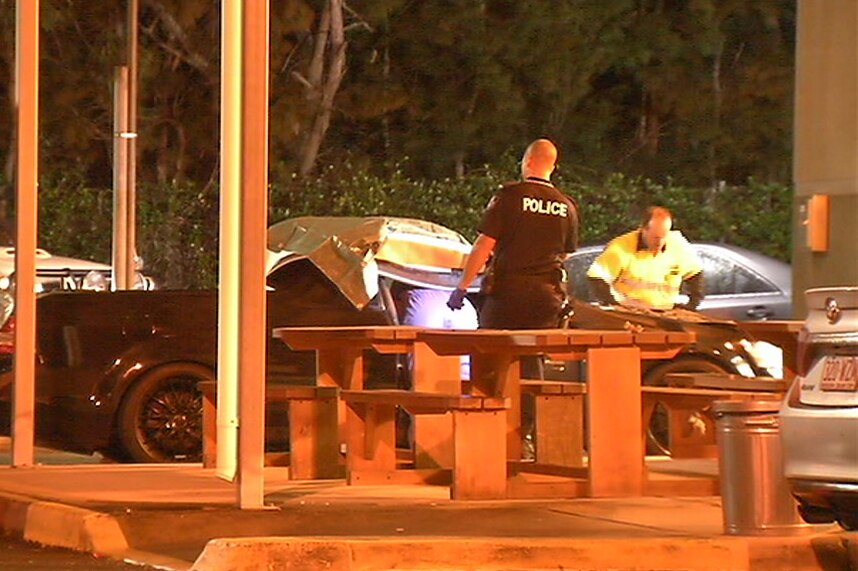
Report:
125,0,138,286
112,66,129,289
12,0,40,467
217,0,242,481
237,0,270,509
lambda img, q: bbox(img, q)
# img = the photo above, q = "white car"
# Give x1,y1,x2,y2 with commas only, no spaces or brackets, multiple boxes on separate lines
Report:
779,286,858,530
0,246,154,293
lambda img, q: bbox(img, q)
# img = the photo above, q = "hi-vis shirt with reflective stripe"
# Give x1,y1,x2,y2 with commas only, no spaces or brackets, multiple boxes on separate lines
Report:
586,229,703,310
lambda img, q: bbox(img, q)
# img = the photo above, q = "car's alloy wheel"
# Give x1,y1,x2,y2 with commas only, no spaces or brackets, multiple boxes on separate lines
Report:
117,363,210,463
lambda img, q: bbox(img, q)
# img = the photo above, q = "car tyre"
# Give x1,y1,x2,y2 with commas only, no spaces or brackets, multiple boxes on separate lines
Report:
836,510,858,531
643,356,732,456
117,363,211,463
796,502,835,525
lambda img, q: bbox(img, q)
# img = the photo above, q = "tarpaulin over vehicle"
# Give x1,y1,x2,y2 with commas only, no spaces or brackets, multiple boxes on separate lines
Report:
266,216,475,308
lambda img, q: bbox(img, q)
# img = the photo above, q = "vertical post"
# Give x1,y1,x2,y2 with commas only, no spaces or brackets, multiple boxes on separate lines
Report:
112,66,130,289
237,0,270,509
125,0,139,285
217,0,242,480
12,0,40,467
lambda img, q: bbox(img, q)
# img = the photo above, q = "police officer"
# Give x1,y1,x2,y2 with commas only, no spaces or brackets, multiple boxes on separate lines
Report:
587,206,705,311
447,139,579,328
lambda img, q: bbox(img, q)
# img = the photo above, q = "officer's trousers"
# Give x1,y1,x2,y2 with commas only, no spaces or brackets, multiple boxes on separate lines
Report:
478,275,566,329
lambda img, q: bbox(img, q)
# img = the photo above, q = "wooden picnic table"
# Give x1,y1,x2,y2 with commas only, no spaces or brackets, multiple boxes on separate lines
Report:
416,328,695,498
274,325,695,499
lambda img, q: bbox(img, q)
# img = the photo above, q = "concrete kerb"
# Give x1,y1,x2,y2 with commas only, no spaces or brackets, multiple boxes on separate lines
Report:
191,536,751,571
190,533,858,571
0,492,127,554
0,483,854,571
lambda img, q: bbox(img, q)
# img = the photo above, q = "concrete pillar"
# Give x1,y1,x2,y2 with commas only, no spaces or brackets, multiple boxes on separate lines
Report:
793,0,858,315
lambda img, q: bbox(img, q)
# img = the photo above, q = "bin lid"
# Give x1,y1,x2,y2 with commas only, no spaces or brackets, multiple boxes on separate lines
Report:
711,399,781,415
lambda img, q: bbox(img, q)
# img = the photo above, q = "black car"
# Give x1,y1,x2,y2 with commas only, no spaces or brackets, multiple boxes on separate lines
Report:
0,217,779,462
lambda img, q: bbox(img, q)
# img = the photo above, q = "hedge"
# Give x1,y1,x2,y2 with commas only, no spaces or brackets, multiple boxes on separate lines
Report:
33,164,792,289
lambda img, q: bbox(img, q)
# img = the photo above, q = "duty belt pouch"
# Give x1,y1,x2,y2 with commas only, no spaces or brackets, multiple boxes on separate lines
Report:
556,266,573,327
480,259,496,296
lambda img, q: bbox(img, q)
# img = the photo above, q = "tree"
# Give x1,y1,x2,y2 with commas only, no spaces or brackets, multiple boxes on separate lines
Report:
295,0,346,176
0,0,796,195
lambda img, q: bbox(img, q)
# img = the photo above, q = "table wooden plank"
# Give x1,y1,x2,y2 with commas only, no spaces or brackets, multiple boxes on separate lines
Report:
663,372,788,392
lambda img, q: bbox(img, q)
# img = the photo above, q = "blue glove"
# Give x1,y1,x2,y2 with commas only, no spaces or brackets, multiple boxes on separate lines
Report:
447,288,467,310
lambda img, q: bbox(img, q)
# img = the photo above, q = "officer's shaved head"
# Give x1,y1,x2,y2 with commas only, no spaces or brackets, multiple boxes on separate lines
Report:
521,139,558,180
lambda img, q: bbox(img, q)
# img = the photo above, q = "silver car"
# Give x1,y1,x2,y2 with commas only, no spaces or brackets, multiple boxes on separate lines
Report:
0,246,155,293
565,242,793,321
779,286,858,530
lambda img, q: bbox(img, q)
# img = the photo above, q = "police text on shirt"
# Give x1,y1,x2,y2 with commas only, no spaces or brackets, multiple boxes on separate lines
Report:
522,197,569,217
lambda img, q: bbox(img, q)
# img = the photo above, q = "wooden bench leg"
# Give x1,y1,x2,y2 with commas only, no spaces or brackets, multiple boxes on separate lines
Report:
346,402,398,484
533,394,585,468
289,396,342,480
414,415,454,469
451,409,507,500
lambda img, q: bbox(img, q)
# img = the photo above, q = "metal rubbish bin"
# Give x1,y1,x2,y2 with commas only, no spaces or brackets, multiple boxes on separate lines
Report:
712,400,809,536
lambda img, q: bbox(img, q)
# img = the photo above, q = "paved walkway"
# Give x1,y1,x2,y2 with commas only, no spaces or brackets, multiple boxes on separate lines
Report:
0,458,852,571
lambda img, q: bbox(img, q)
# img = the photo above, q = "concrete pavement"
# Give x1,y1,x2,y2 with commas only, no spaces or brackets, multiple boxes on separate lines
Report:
0,459,853,571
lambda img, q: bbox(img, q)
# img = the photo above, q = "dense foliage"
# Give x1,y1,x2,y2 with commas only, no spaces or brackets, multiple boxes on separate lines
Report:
35,164,791,288
0,1,796,287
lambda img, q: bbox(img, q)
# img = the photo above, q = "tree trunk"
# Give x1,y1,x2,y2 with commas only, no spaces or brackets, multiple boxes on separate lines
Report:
298,0,346,177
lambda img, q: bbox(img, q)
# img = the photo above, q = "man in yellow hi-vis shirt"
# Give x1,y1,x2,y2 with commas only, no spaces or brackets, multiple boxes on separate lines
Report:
587,206,705,310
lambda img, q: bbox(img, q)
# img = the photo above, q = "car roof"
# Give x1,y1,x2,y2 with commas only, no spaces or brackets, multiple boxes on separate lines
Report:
693,242,792,293
0,246,111,273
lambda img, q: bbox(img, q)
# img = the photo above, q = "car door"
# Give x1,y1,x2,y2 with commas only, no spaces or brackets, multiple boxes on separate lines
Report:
693,246,789,320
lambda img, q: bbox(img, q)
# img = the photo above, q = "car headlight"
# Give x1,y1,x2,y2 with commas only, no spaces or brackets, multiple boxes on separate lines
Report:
739,339,784,379
81,270,108,291
729,356,755,377
132,272,156,290
0,290,13,324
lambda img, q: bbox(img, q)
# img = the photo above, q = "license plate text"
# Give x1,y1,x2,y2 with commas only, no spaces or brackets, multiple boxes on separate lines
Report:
820,356,858,392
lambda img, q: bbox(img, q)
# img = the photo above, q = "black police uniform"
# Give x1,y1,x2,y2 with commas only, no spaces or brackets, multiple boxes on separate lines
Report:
477,176,579,329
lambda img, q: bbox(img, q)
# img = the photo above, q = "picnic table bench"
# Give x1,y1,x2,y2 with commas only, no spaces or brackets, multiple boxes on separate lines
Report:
340,389,509,500
643,373,787,458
